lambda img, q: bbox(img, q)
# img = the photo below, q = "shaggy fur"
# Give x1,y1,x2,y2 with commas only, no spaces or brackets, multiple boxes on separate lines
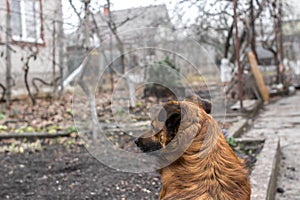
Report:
135,96,251,200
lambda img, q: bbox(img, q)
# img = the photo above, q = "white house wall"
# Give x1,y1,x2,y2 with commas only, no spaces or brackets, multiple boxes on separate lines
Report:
0,0,63,94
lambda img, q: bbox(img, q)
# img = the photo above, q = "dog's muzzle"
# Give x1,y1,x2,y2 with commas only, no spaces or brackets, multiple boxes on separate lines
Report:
135,138,162,152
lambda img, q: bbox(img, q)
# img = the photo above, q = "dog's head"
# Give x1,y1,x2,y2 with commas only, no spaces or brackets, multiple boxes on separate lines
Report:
135,95,212,152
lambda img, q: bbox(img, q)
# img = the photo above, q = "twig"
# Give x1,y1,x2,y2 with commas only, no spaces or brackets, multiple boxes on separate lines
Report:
0,83,6,102
4,119,29,126
0,131,71,139
32,76,61,97
68,0,82,25
24,48,39,105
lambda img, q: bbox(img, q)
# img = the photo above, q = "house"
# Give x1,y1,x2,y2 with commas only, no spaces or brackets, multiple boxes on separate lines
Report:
65,4,220,99
255,16,300,65
67,4,173,48
0,0,64,96
66,4,174,75
282,19,300,60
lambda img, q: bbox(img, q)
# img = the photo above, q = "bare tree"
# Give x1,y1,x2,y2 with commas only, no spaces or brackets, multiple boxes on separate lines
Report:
69,0,145,90
249,0,258,60
5,0,12,106
95,0,145,75
58,0,65,96
178,0,276,64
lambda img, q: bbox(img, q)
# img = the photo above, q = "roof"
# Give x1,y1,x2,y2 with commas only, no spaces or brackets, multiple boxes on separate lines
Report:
96,4,171,29
67,4,173,47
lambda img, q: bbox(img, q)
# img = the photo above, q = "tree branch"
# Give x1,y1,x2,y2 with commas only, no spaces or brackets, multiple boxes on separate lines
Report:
0,83,6,102
23,47,39,105
68,0,82,25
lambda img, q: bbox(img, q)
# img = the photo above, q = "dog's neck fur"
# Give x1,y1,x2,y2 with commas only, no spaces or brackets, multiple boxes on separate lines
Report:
158,113,251,200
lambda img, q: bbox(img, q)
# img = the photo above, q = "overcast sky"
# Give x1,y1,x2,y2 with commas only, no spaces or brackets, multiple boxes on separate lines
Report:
287,0,300,14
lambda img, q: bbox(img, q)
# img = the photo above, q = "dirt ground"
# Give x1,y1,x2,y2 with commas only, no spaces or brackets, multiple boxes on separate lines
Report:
0,139,161,200
0,136,261,200
0,92,259,200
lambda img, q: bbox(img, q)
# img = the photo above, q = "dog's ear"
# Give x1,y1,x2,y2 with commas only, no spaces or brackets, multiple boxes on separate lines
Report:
165,112,181,131
184,95,212,114
157,102,186,133
157,103,181,122
200,98,212,114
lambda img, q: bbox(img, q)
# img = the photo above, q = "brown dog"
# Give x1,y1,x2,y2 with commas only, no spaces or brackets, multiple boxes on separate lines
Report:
135,95,251,200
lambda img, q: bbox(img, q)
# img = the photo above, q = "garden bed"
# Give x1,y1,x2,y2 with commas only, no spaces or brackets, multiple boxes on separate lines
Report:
249,136,280,200
0,92,274,199
0,134,266,200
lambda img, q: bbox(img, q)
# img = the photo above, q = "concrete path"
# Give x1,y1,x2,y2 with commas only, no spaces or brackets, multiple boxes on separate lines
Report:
244,92,300,200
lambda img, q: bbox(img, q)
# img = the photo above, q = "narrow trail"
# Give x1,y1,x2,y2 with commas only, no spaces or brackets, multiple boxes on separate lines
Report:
244,92,300,200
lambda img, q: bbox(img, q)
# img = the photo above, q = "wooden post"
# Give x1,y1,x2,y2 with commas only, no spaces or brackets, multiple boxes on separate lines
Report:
247,51,269,103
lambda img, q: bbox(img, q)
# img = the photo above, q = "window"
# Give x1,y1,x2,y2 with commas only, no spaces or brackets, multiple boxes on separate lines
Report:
10,0,44,44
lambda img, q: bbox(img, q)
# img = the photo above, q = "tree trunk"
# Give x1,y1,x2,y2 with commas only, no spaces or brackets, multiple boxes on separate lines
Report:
24,63,36,105
52,20,57,95
250,0,258,61
224,23,234,59
58,0,64,96
234,0,243,110
84,0,90,50
277,0,284,84
23,47,38,105
5,0,12,106
230,30,247,63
